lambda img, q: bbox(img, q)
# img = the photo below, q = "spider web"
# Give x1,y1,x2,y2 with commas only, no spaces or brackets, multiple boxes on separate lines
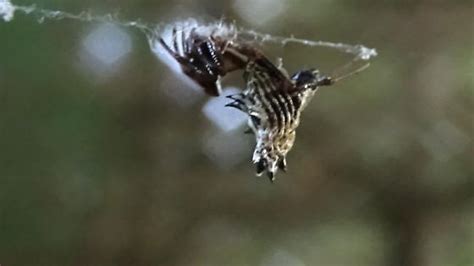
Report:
0,0,377,65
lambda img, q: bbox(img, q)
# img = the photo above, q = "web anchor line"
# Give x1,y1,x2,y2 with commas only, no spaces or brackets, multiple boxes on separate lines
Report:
1,1,377,64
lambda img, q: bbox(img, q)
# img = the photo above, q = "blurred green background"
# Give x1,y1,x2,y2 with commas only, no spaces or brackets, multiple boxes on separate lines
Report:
0,0,473,265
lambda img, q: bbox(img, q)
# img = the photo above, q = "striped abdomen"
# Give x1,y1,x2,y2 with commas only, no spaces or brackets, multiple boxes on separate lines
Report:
238,61,313,180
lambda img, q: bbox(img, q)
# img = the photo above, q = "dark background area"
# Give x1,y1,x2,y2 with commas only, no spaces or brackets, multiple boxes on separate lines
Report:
0,0,473,265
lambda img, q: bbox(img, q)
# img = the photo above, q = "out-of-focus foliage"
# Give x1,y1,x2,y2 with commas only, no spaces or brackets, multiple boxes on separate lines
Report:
0,0,472,265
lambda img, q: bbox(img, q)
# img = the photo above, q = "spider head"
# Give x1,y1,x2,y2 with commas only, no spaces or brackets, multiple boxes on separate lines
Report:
289,69,333,112
291,69,334,90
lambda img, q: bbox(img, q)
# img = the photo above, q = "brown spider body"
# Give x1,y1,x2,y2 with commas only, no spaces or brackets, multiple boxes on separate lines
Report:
158,22,334,181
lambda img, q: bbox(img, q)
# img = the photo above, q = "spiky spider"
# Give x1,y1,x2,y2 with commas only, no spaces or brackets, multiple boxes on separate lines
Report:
158,24,363,181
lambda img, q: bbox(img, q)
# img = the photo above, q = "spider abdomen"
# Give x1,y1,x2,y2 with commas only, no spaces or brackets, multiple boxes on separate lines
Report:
240,65,303,180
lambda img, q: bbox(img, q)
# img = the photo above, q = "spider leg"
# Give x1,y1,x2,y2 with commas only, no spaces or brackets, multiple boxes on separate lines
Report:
189,27,198,40
225,94,247,110
184,30,191,55
255,159,267,177
225,93,244,100
227,98,246,107
159,37,179,59
188,28,200,52
181,27,188,55
159,37,192,68
160,27,188,63
277,157,287,172
316,76,334,86
267,171,275,182
172,27,180,55
224,100,247,111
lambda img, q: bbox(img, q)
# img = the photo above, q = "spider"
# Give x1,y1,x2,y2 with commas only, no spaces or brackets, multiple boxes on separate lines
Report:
158,23,366,181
